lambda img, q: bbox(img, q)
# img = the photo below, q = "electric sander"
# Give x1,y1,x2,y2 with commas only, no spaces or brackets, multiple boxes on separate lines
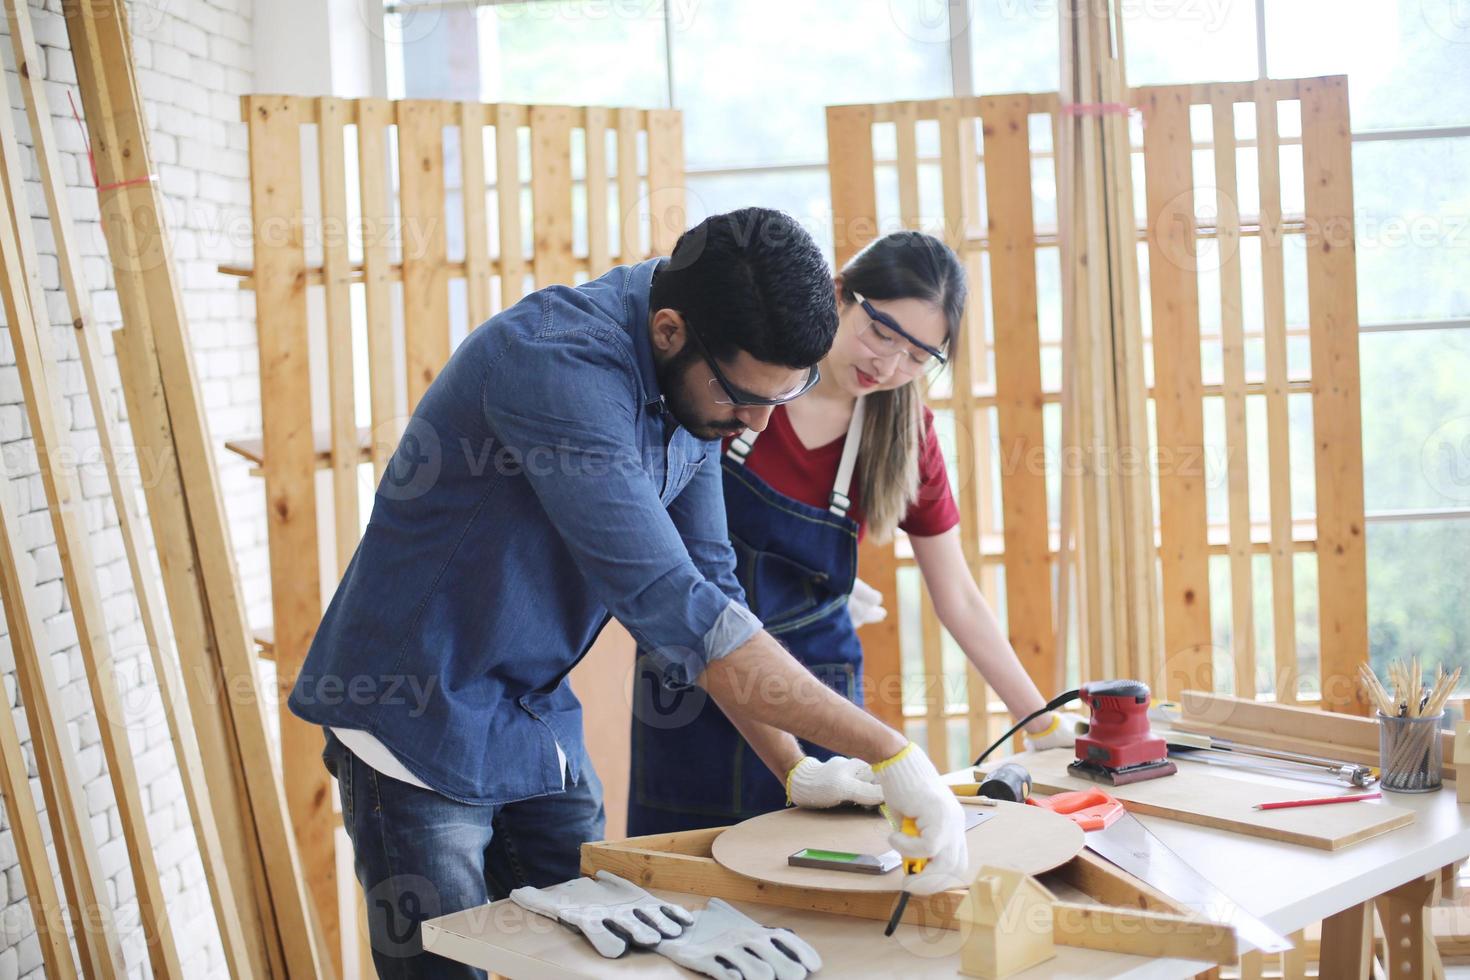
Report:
1067,679,1176,785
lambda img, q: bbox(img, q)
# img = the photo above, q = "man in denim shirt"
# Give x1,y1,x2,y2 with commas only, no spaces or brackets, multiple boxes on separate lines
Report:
291,209,966,977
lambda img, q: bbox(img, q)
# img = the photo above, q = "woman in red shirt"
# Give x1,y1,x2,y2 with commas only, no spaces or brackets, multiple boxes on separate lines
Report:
628,231,1085,834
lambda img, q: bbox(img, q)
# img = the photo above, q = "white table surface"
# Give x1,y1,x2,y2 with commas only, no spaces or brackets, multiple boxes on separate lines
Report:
423,754,1470,979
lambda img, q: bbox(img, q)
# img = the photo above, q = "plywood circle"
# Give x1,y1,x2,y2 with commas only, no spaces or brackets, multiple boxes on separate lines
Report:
711,801,1084,893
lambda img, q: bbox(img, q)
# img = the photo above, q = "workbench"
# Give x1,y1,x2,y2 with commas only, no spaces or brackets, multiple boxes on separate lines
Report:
422,757,1470,978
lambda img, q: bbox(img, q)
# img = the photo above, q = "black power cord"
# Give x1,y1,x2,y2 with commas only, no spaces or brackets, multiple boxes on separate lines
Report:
971,688,1082,768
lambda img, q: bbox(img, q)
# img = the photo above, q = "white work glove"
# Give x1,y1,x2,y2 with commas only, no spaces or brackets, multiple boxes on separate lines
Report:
847,577,887,628
1022,710,1090,752
785,755,885,809
655,897,822,980
509,870,694,958
871,743,969,896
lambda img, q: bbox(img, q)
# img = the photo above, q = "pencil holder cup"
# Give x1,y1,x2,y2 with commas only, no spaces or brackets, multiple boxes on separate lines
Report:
1378,711,1444,793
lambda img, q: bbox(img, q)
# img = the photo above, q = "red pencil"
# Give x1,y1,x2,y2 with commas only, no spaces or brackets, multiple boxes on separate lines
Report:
1253,792,1382,811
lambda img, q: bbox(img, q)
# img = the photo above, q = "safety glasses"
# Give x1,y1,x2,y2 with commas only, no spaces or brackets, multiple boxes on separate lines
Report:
685,320,821,407
851,291,948,372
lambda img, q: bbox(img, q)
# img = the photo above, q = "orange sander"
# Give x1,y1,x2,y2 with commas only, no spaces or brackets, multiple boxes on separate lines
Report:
1067,679,1177,785
971,679,1175,787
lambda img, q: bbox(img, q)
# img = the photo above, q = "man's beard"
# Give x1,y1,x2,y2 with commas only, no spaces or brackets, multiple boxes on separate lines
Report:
655,346,745,441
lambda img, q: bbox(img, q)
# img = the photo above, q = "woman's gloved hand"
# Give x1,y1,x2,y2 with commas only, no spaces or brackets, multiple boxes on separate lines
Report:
1022,710,1090,752
846,577,887,628
785,755,884,809
870,743,969,896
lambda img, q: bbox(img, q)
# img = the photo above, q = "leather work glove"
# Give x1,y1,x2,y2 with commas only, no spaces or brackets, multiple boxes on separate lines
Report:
785,755,885,809
509,870,694,957
871,742,970,896
1022,710,1090,752
654,897,823,980
846,577,887,628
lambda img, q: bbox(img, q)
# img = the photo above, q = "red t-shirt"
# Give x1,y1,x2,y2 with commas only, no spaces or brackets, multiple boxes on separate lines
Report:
723,404,960,541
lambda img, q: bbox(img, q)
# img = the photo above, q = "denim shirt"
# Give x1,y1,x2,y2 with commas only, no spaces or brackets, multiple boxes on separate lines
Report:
288,259,761,804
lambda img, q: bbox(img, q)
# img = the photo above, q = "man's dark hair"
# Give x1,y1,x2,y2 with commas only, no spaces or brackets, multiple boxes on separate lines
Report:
649,207,836,368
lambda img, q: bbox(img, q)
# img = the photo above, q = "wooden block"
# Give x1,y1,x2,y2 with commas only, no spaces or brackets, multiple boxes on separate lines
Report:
981,748,1413,850
955,867,1056,978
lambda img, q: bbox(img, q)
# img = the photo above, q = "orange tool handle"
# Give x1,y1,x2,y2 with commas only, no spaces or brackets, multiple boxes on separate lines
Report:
1028,788,1126,831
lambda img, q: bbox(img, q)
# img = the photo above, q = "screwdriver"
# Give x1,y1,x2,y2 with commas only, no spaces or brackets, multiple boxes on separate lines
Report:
882,816,924,936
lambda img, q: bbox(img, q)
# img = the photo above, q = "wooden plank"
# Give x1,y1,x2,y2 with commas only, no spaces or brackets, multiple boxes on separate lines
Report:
894,102,920,227
246,94,341,971
1051,904,1234,963
645,109,685,256
531,105,576,287
357,98,397,481
980,748,1412,850
319,96,360,577
1318,901,1373,979
1254,83,1298,705
495,103,526,305
981,94,1056,701
826,105,878,267
1141,87,1213,698
1299,76,1368,716
1211,89,1256,699
0,57,183,980
460,101,492,326
398,99,450,409
5,1,260,971
1175,689,1453,759
585,107,611,273
616,107,642,262
920,589,948,767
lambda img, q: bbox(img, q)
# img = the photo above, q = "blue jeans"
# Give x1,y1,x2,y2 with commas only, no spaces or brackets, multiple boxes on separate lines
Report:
323,730,606,979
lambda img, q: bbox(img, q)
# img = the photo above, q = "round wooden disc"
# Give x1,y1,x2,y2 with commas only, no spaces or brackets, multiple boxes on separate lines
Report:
710,801,1084,893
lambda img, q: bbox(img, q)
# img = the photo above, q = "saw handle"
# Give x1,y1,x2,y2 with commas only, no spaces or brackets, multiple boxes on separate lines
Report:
1029,788,1126,831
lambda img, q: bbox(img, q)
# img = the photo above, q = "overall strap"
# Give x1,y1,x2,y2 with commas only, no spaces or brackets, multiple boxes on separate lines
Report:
724,400,867,518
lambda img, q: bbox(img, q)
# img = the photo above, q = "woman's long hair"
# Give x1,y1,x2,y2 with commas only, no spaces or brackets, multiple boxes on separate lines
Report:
837,231,966,542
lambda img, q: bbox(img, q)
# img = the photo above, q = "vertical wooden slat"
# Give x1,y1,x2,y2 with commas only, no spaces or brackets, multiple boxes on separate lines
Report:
358,98,396,481
531,105,576,288
248,95,341,971
937,98,982,755
461,101,492,326
1141,87,1213,698
828,104,901,728
1300,75,1368,715
616,107,642,261
982,94,1057,703
398,99,449,409
1211,90,1256,699
1255,82,1299,704
646,109,686,256
319,97,359,578
496,104,526,305
920,591,948,767
585,107,611,273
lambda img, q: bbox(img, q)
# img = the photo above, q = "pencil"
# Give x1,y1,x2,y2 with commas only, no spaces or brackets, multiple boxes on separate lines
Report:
1253,792,1381,811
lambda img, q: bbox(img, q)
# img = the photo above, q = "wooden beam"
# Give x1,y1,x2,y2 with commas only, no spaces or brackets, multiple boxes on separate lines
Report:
399,99,450,409
357,98,398,482
461,101,492,327
319,96,360,581
1300,76,1368,715
530,106,576,287
496,104,527,304
645,109,686,256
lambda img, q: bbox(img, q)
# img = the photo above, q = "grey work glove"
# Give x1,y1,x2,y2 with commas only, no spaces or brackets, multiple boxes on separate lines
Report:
655,898,822,980
509,870,694,958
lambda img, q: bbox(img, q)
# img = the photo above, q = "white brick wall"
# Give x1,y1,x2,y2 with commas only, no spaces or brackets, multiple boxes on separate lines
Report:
0,0,266,976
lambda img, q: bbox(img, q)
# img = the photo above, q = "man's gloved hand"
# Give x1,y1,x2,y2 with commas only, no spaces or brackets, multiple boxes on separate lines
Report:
871,743,969,896
785,755,884,809
655,898,822,980
509,870,694,958
1022,710,1090,752
847,577,887,628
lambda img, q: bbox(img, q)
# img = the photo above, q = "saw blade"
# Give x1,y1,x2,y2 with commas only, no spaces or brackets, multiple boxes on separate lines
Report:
1084,811,1294,955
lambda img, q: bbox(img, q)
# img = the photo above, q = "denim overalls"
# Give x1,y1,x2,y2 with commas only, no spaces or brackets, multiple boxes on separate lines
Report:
628,404,867,835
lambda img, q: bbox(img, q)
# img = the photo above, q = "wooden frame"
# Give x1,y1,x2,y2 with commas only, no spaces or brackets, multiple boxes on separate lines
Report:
826,76,1368,768
234,93,682,968
581,829,1236,963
